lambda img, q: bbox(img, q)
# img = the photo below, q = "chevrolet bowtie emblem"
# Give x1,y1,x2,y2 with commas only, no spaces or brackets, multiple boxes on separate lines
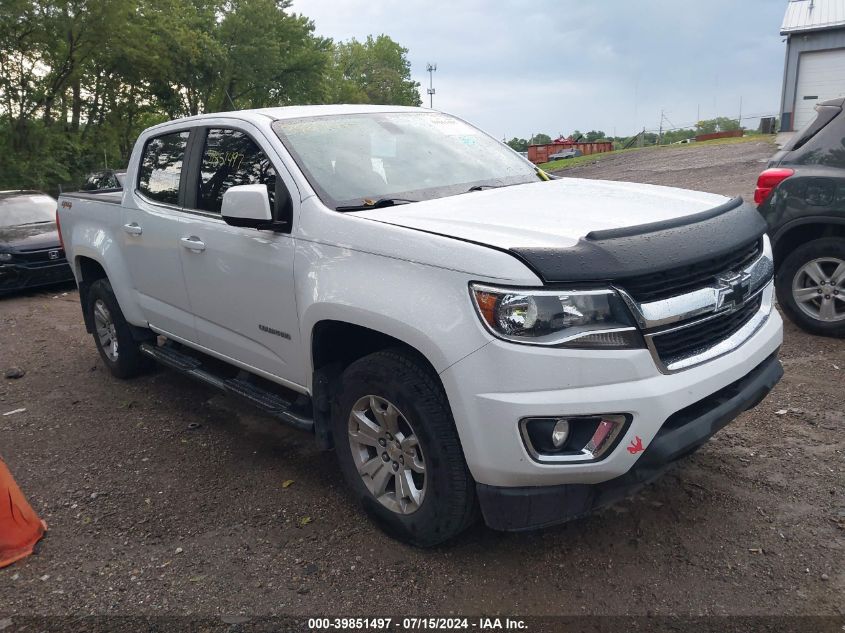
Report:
715,271,751,311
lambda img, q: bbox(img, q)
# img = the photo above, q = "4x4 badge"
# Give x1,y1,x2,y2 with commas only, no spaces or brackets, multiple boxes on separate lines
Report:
715,271,751,311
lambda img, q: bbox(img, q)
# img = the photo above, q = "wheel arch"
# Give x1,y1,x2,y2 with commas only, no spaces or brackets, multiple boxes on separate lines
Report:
75,255,109,333
74,252,148,340
772,218,845,271
308,317,456,451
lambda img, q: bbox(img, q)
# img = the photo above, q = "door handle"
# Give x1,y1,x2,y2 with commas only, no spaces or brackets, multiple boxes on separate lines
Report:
180,236,206,252
123,222,143,236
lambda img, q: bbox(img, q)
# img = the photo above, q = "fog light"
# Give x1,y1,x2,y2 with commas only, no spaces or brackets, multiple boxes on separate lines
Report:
551,419,570,447
520,414,630,462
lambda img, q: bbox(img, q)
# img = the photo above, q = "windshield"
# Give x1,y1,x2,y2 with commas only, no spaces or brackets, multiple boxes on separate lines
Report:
272,112,538,209
0,194,56,228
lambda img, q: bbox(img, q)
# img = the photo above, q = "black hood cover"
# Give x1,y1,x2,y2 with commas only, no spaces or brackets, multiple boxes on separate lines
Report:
508,197,767,284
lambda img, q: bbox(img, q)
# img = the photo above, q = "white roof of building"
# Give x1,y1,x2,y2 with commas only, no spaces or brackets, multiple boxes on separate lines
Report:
782,0,845,34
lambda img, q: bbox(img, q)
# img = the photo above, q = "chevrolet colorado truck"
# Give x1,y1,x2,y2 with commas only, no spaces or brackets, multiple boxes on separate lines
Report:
57,105,784,546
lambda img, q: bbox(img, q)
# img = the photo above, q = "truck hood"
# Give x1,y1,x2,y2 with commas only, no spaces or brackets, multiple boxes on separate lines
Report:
353,178,730,249
352,178,766,284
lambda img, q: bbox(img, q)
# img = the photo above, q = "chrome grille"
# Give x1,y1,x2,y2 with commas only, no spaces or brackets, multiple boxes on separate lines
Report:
651,294,763,363
622,235,775,374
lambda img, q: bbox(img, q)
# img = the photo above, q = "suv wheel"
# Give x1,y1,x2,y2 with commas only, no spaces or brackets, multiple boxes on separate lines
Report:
776,237,845,338
332,349,476,547
86,278,155,378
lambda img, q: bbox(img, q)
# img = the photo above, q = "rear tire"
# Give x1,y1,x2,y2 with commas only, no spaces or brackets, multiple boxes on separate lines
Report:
776,237,845,338
331,349,477,547
86,278,155,378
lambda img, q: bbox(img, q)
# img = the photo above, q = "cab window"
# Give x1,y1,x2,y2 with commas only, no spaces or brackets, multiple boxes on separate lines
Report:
197,129,277,214
138,131,189,205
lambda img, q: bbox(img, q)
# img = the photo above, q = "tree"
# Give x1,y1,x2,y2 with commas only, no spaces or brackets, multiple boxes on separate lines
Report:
506,137,528,152
0,0,421,191
325,35,421,106
529,133,551,145
662,128,696,144
695,117,741,135
143,0,330,117
211,0,330,111
584,130,606,142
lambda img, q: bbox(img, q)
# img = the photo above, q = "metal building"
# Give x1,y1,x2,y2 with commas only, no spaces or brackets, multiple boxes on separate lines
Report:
779,0,845,131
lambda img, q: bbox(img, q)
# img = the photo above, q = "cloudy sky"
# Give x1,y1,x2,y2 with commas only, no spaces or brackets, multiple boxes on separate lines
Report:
292,0,788,140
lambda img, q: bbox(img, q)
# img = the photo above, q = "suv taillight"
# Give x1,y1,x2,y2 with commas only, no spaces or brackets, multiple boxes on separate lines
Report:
754,168,794,205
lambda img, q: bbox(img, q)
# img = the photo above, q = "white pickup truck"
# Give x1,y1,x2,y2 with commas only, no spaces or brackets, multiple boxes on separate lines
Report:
57,105,783,546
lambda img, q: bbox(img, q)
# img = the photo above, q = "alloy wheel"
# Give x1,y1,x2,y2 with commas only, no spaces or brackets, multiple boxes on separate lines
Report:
93,299,119,361
791,257,845,323
347,395,426,514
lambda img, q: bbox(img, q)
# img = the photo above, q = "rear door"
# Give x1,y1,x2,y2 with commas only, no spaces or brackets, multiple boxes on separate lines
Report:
122,129,197,342
175,123,305,389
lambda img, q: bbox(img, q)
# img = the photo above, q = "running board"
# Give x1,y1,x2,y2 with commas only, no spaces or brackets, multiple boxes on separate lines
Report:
140,343,314,432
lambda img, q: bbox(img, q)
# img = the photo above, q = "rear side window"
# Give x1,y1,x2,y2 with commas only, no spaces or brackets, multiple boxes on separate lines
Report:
197,129,276,213
138,131,190,205
789,110,845,169
783,104,841,153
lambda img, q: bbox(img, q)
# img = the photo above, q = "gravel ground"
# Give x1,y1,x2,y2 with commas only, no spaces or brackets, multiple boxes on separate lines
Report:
553,139,775,203
1,140,843,619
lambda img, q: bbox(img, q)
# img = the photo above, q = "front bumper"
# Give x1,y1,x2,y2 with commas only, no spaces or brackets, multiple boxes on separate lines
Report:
440,306,783,488
475,351,783,531
0,260,75,294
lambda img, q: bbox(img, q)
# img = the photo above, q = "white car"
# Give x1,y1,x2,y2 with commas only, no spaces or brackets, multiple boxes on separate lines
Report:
57,105,783,546
548,148,583,160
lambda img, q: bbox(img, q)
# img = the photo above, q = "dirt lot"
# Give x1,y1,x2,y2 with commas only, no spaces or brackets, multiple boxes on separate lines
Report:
1,140,843,619
555,138,775,203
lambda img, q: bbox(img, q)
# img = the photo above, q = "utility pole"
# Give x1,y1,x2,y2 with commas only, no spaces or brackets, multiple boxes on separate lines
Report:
426,63,437,109
738,96,743,129
658,109,664,145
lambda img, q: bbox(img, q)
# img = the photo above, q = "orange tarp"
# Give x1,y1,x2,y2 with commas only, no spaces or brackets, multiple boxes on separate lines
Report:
0,457,46,568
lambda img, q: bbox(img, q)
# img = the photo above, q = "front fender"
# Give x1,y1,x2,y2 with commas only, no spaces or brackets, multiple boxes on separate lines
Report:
295,240,494,390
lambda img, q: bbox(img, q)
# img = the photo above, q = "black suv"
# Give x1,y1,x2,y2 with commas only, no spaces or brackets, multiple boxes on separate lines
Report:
757,97,845,338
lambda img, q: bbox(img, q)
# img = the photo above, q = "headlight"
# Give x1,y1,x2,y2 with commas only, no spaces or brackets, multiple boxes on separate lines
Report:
0,253,12,262
470,283,642,348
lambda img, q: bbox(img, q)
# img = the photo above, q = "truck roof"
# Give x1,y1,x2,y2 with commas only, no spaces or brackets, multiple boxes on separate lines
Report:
144,104,428,134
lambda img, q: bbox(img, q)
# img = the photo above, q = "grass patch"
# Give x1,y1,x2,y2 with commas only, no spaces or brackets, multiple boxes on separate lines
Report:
539,134,776,172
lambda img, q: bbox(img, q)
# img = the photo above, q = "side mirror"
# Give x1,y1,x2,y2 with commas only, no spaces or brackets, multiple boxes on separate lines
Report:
221,184,273,229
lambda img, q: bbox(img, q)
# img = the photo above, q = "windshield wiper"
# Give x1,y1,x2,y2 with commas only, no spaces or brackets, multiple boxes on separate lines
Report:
335,198,417,212
466,184,505,192
16,221,53,226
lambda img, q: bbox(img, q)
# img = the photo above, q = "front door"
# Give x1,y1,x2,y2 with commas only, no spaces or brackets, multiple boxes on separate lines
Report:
176,126,305,388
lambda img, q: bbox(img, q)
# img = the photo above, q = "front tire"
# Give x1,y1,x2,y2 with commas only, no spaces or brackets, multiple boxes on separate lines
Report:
332,349,476,547
776,237,845,338
86,279,155,378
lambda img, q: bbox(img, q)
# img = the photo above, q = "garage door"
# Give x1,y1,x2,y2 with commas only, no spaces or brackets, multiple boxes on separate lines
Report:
794,48,845,130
